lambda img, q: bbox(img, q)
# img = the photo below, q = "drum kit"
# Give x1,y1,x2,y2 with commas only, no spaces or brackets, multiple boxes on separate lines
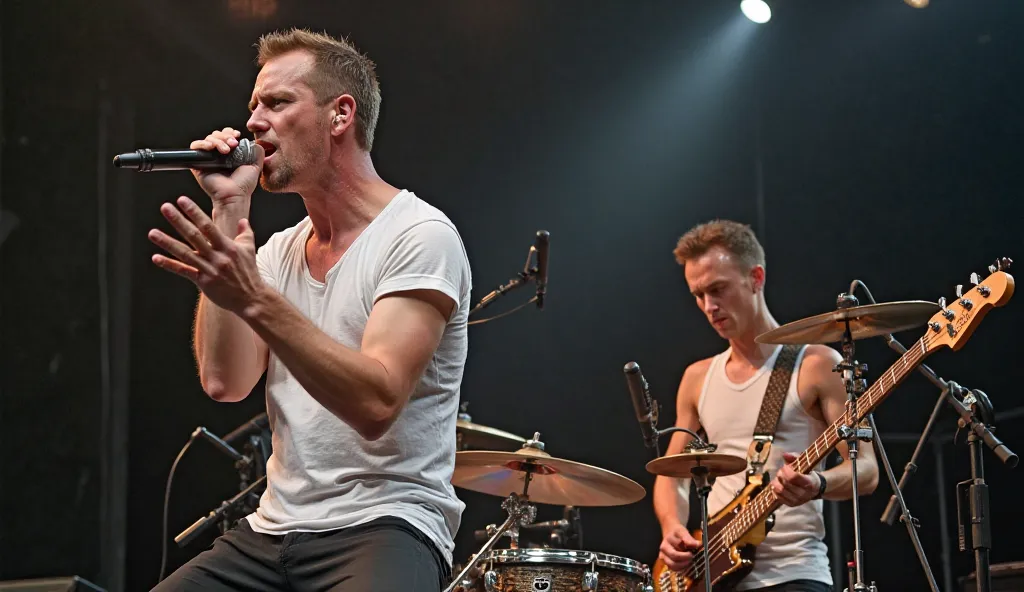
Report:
446,280,1014,592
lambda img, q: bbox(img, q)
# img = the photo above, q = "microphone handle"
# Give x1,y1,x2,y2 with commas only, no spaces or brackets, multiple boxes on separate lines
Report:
121,149,235,171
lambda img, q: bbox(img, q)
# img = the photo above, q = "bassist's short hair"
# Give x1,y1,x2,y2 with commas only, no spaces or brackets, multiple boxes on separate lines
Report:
673,219,765,271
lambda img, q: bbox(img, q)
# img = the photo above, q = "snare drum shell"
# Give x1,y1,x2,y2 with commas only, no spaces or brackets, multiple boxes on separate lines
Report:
482,549,649,592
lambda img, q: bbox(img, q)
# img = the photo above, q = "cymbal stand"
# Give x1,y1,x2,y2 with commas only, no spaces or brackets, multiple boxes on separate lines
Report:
444,490,537,592
832,293,877,592
657,426,718,592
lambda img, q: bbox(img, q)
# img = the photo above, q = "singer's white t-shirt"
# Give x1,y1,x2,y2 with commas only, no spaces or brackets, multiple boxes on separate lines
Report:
245,190,472,566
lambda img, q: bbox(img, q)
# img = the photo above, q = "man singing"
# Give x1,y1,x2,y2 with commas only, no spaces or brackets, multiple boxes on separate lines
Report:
149,28,471,590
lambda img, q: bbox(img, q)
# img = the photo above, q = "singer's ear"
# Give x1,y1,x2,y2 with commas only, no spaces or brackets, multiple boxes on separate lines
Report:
329,94,357,137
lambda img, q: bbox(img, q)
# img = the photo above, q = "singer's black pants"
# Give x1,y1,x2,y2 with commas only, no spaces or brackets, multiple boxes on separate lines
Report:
152,517,450,591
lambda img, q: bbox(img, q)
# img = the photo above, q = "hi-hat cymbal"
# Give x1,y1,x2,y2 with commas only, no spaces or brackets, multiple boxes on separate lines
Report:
456,419,526,452
646,451,748,478
756,301,940,345
452,445,646,507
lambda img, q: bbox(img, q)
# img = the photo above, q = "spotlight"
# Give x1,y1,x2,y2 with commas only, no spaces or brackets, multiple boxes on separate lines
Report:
741,0,772,24
904,0,929,7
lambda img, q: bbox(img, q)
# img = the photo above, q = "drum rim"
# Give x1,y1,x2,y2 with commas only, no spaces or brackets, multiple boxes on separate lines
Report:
484,548,647,575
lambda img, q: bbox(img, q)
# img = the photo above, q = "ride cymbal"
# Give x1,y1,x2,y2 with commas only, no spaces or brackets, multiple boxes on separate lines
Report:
756,301,940,345
452,437,645,507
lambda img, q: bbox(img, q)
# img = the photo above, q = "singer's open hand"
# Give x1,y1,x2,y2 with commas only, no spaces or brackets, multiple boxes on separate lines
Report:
771,452,821,507
148,196,266,314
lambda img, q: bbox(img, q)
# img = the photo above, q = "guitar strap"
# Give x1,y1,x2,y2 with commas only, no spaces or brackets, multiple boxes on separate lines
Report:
746,344,802,474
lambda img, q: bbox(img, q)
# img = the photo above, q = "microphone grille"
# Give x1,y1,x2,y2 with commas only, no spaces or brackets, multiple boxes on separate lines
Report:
623,361,640,374
227,138,258,167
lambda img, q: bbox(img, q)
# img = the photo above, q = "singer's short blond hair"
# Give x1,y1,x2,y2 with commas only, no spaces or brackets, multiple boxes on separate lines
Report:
256,28,381,151
673,220,765,271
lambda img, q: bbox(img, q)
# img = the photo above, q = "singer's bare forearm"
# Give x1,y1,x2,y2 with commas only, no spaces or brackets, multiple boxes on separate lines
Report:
194,295,267,401
192,198,266,401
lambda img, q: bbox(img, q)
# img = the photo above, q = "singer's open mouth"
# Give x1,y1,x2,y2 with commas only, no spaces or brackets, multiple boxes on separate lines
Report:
255,139,277,158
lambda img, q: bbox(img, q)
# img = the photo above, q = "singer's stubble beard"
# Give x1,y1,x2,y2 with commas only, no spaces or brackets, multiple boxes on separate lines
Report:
259,159,294,192
259,121,328,193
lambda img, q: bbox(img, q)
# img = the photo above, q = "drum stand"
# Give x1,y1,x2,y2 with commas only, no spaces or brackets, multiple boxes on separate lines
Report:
444,490,537,592
833,294,878,592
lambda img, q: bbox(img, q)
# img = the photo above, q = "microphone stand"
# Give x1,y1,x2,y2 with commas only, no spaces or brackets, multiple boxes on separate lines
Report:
174,476,267,547
469,232,547,317
847,279,1017,592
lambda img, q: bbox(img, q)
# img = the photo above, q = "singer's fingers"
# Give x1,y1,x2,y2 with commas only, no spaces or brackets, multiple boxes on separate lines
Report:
148,229,216,276
175,197,231,249
151,254,199,283
193,129,238,154
159,202,216,255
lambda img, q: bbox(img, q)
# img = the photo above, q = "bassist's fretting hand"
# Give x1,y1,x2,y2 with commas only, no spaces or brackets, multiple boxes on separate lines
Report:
771,452,823,506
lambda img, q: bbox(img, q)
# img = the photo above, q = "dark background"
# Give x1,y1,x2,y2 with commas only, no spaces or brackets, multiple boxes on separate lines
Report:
2,1,1023,591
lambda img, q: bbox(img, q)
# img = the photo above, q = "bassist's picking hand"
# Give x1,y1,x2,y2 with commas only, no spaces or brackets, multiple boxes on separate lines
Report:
660,524,702,571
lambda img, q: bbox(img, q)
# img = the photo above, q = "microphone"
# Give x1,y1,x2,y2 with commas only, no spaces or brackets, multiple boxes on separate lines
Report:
534,230,549,309
113,138,257,172
624,361,659,452
193,427,246,463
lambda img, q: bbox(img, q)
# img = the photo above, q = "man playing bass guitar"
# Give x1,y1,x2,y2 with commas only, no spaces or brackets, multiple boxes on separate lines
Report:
653,220,880,592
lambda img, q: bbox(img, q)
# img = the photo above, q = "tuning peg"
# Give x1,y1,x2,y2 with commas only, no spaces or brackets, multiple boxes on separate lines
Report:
990,257,1014,273
970,272,981,286
955,285,964,298
938,297,955,320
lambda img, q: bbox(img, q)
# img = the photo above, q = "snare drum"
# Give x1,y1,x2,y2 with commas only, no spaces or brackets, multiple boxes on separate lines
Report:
479,548,651,592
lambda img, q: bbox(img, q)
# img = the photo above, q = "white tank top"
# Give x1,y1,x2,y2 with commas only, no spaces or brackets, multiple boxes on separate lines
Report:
680,345,832,590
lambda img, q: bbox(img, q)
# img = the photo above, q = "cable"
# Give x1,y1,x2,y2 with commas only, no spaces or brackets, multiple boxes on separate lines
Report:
158,433,198,583
848,279,878,305
467,296,538,326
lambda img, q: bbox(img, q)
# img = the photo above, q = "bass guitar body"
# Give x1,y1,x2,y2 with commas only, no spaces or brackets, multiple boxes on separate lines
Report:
653,476,774,592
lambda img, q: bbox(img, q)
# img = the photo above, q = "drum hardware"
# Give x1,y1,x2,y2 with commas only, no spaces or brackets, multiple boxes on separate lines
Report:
473,505,584,550
457,402,527,452
448,433,649,592
444,494,537,592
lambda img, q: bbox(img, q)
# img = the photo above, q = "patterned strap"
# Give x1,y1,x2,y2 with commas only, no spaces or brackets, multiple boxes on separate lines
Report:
753,344,802,438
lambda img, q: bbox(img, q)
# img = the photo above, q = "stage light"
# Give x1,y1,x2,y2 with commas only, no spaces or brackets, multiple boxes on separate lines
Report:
904,0,929,7
741,0,772,24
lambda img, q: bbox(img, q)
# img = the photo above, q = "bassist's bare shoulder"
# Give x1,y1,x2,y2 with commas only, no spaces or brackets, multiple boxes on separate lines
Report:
676,355,715,412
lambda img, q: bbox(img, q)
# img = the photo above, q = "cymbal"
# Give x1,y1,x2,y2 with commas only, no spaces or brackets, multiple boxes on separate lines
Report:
452,446,646,507
756,300,940,345
456,419,526,452
646,451,747,478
